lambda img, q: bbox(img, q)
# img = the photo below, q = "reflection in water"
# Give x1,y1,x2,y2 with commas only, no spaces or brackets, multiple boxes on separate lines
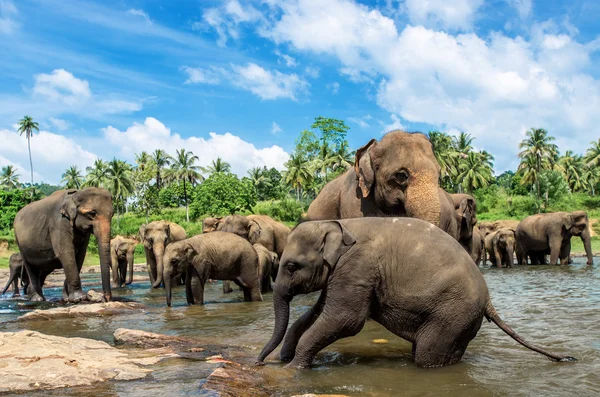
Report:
1,258,599,396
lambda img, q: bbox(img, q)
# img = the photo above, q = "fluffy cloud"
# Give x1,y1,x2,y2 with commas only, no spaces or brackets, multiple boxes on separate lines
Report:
0,0,18,34
102,117,290,176
33,69,91,105
271,122,283,135
275,50,297,67
506,0,532,19
403,0,484,31
183,63,308,101
48,117,69,131
128,9,152,25
202,0,263,47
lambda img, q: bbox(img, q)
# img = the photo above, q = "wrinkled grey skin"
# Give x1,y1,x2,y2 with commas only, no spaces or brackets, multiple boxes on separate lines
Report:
450,194,477,255
257,218,575,368
139,221,187,288
516,211,593,266
254,244,279,294
491,229,516,268
1,252,29,297
14,188,114,302
479,220,519,238
162,232,263,306
202,217,222,233
110,236,137,288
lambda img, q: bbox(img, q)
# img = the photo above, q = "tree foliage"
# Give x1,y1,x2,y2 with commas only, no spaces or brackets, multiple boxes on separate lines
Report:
190,172,256,218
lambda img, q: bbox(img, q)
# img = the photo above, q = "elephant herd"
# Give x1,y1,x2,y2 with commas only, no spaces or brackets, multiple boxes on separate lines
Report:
1,130,589,369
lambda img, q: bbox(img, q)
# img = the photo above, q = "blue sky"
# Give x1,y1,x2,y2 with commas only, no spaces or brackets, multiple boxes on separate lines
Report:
1,0,599,184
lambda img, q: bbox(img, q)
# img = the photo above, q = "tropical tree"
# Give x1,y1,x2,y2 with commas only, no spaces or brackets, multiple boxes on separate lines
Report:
456,152,493,193
17,115,39,197
558,151,584,192
84,159,108,188
0,165,20,190
61,165,84,189
203,157,231,174
312,144,336,182
248,167,270,195
452,132,474,154
518,128,558,211
135,151,151,172
105,159,134,226
151,149,170,190
165,149,202,222
428,131,457,187
331,140,354,171
585,139,600,168
284,154,313,201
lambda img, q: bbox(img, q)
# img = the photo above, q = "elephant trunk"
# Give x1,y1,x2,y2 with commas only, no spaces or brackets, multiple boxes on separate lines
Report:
126,250,134,285
164,270,173,307
256,285,292,364
95,218,113,302
152,244,166,288
507,243,515,267
404,173,441,227
582,228,593,265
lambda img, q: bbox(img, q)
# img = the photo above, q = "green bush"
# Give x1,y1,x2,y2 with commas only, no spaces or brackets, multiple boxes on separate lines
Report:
190,173,256,218
253,199,307,222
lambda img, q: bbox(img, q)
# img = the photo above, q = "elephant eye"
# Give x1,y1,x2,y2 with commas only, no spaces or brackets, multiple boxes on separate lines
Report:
147,238,153,244
284,262,299,272
394,169,409,185
87,210,97,219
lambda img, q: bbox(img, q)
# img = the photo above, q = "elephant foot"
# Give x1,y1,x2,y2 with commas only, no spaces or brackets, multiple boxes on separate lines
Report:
30,292,45,302
12,293,20,298
279,351,295,363
587,260,593,266
284,360,310,369
68,289,86,303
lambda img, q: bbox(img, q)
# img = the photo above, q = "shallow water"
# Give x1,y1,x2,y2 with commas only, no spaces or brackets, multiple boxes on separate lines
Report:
1,258,600,396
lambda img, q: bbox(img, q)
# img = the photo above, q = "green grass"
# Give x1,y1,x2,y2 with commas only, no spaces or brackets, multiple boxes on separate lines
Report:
571,237,600,254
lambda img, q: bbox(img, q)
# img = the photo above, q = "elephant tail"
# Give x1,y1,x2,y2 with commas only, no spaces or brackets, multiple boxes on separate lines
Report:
484,301,576,362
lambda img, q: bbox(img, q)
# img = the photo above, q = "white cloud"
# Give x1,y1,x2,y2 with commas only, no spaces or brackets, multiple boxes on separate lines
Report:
203,0,263,47
33,69,91,105
403,0,484,30
304,66,320,78
102,117,290,176
348,115,372,128
128,9,152,25
271,122,283,135
183,63,308,101
275,50,297,67
0,0,18,34
327,81,340,94
381,114,405,134
506,0,532,19
48,117,69,131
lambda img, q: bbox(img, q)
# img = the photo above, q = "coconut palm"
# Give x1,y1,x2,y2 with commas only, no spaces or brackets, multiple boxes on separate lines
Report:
84,159,108,188
284,153,313,201
331,141,354,171
61,165,84,189
135,151,151,172
0,165,20,190
585,139,600,168
452,132,474,154
17,115,39,197
248,167,270,195
151,149,170,190
203,157,231,174
428,131,457,183
313,144,337,182
106,159,134,226
581,166,600,196
558,151,584,192
518,128,558,211
456,152,493,194
165,149,202,222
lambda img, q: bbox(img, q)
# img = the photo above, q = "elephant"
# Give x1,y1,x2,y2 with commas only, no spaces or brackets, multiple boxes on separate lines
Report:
202,217,222,233
256,218,575,368
472,226,484,266
1,252,29,297
306,131,458,238
13,188,114,302
110,236,137,288
480,220,519,238
139,221,187,288
450,194,477,255
254,244,279,294
490,229,516,268
162,232,263,306
516,211,593,266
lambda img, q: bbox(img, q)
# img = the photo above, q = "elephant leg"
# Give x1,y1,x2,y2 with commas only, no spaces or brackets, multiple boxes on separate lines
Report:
145,250,157,286
548,237,562,265
23,261,44,302
494,249,503,269
413,323,471,368
560,241,571,265
261,273,271,294
186,266,204,305
280,290,327,362
222,280,233,294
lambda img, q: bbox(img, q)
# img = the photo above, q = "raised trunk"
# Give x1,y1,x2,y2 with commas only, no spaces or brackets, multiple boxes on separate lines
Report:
151,244,166,288
582,228,593,265
256,287,291,364
126,251,134,285
164,271,172,307
94,221,113,302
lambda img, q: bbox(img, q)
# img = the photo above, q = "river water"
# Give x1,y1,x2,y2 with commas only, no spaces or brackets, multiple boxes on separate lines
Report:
1,258,599,396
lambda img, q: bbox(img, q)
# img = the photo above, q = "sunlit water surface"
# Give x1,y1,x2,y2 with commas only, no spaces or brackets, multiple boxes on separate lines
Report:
1,258,599,396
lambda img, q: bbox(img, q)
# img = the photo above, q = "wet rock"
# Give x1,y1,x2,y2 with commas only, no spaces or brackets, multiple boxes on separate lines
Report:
18,302,144,321
201,363,270,397
114,328,198,349
0,330,153,393
86,289,105,302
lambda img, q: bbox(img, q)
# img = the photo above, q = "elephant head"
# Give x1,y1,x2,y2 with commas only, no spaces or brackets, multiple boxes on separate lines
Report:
217,215,261,242
457,197,477,242
202,217,222,233
141,221,173,288
354,131,441,226
495,229,515,267
59,188,114,301
162,241,195,307
110,236,136,287
564,211,593,265
257,221,355,363
270,252,280,282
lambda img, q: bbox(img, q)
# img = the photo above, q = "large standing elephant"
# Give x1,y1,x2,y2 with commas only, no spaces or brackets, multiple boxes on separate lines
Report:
110,236,137,288
162,232,263,306
1,252,28,297
13,188,114,302
256,218,574,368
516,211,593,266
306,131,457,237
139,221,187,288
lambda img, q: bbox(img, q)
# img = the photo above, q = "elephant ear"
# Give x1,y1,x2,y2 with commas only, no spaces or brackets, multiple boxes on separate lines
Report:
248,221,262,243
321,221,356,268
458,198,476,237
165,223,171,240
354,139,377,198
562,214,574,231
59,190,79,227
184,243,196,260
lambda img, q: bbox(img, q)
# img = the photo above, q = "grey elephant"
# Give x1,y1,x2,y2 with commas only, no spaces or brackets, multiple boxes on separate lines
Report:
110,236,137,288
254,244,279,293
162,232,263,306
450,194,477,256
202,217,222,233
306,131,458,239
1,252,29,297
480,220,519,238
14,188,114,302
472,226,484,266
256,218,574,368
516,211,593,266
139,221,187,288
490,229,516,268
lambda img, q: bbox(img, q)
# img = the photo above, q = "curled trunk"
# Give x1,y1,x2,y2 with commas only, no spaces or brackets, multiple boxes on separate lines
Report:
95,221,112,302
256,287,291,364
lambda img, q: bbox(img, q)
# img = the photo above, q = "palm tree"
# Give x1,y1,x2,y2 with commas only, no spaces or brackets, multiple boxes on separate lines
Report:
0,165,20,190
203,157,231,174
17,115,39,197
452,132,474,154
151,149,170,190
585,139,600,168
165,149,202,222
106,159,134,226
284,153,313,201
135,151,151,172
61,165,84,189
248,167,270,195
558,151,584,192
428,131,457,185
518,128,558,211
313,144,336,182
581,166,600,196
456,152,493,193
84,159,108,188
331,141,354,171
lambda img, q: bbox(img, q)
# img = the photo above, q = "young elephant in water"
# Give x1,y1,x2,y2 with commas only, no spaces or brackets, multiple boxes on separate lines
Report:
253,244,279,293
162,232,263,306
257,218,576,368
1,253,28,297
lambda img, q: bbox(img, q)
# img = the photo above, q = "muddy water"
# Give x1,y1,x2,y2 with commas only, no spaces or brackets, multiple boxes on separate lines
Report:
1,258,600,396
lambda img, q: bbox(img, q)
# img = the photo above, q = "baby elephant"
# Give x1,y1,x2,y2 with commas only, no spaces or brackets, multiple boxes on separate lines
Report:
110,236,137,288
1,253,29,297
162,232,263,306
254,244,279,293
257,218,575,368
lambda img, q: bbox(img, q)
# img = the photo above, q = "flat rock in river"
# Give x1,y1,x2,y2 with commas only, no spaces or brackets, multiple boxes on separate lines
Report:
18,301,144,321
0,330,155,393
